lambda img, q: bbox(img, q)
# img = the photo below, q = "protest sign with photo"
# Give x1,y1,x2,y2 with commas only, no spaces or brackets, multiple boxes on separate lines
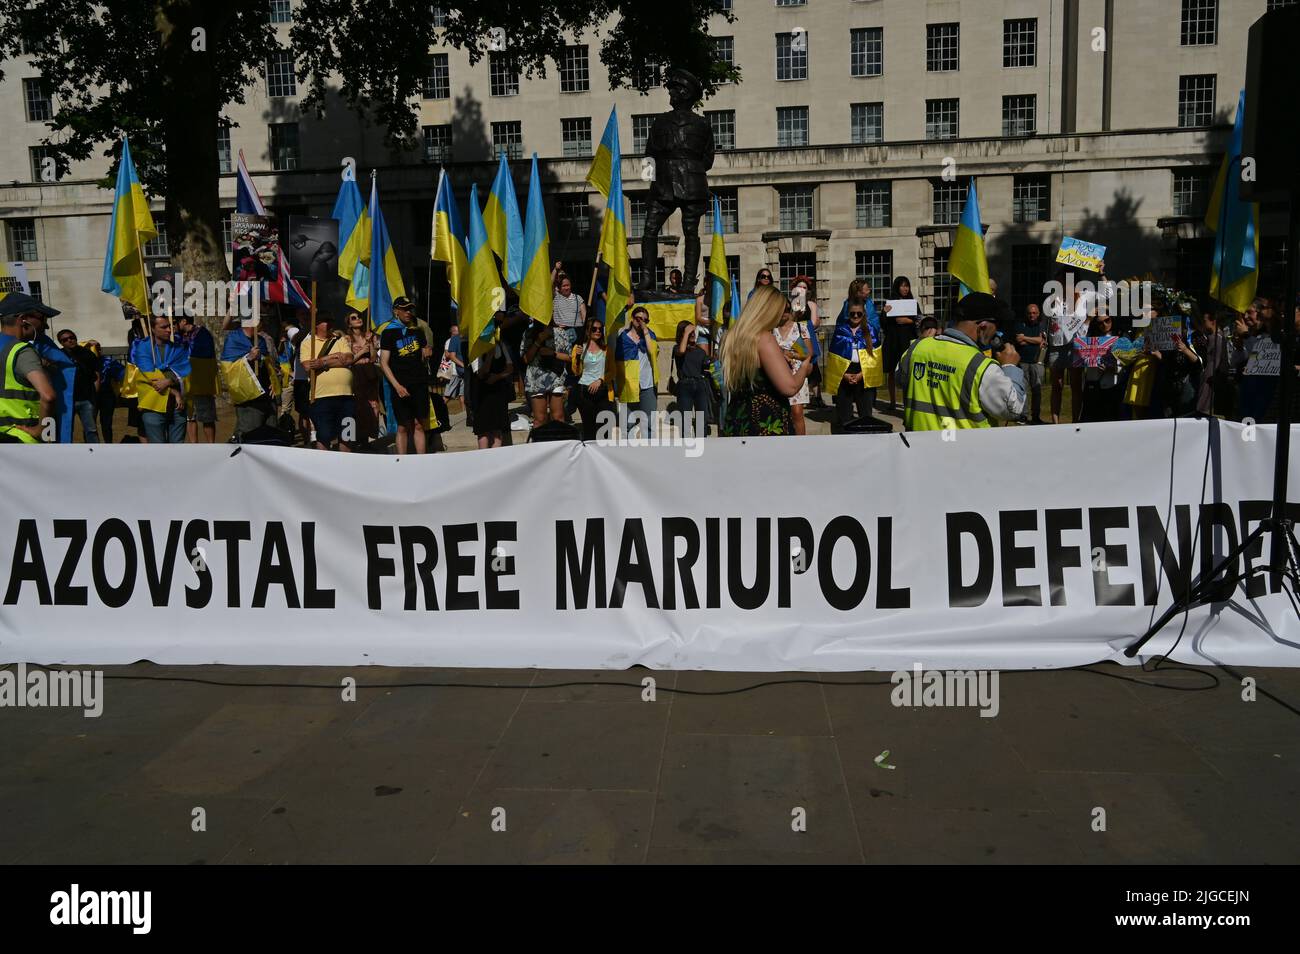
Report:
230,212,279,285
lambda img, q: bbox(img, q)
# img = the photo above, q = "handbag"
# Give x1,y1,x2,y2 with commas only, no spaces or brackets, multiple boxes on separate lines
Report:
437,355,456,382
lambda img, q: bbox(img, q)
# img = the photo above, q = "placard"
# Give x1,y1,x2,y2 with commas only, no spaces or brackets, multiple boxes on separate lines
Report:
1056,237,1107,272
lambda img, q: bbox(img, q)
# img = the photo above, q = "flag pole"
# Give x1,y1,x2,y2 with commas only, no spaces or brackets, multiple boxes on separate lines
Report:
137,243,158,365
587,211,610,307
309,279,319,404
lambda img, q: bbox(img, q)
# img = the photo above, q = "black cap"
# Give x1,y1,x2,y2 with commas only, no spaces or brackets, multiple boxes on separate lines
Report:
0,292,59,319
392,296,414,310
955,292,1001,326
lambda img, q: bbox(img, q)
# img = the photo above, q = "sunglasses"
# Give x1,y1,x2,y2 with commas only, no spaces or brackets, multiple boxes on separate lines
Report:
848,311,865,318
758,274,772,281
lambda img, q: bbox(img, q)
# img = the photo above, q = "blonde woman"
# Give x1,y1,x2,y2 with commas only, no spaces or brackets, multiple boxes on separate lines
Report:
720,285,813,436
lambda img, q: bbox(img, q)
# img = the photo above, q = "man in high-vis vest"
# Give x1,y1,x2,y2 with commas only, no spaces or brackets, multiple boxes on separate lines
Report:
0,294,58,444
897,292,1027,431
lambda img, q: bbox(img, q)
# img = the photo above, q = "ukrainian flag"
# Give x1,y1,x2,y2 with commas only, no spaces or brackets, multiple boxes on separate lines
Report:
333,174,370,312
519,154,553,324
367,176,407,332
128,336,191,414
484,153,524,287
432,168,469,311
641,298,697,342
729,275,741,327
597,120,632,334
220,327,279,405
586,107,619,200
949,177,991,297
1206,89,1259,313
462,183,505,362
823,319,883,396
613,322,659,403
186,325,218,398
100,136,158,315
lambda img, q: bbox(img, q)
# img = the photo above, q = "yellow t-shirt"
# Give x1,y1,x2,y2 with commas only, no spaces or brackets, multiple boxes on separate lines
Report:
305,333,354,398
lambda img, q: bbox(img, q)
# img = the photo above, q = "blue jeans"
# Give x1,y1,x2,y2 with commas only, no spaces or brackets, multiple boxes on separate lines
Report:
624,387,658,438
73,399,99,443
141,409,186,444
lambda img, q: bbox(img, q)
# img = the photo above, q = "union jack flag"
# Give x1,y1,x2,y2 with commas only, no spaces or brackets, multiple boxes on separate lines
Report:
234,149,311,309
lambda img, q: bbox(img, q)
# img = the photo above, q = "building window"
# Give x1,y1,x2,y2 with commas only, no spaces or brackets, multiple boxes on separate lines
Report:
632,62,662,89
1003,18,1037,67
221,212,233,250
27,280,41,302
629,193,648,236
713,37,735,77
855,181,891,229
267,49,296,97
29,146,57,183
707,110,736,150
143,221,169,258
1267,0,1299,9
491,120,523,160
850,102,883,144
779,252,816,291
704,190,739,234
1002,94,1037,137
776,32,809,81
776,106,808,147
850,27,883,78
217,125,232,174
490,53,520,97
430,4,448,28
925,99,959,141
269,122,300,171
932,179,968,226
23,78,52,122
1178,74,1216,128
8,219,38,261
1173,169,1213,217
558,194,592,239
632,114,655,153
1180,0,1218,46
559,45,590,93
1012,175,1051,223
778,186,814,231
1175,237,1214,296
422,53,449,99
926,23,959,72
775,0,805,6
562,117,592,158
933,247,957,324
423,125,451,163
269,0,291,24
854,250,893,307
1011,244,1054,321
713,0,733,10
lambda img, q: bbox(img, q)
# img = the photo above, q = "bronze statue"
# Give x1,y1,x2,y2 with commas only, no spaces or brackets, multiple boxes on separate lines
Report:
640,67,714,291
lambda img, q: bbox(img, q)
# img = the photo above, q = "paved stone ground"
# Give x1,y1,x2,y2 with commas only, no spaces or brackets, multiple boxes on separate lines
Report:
2,663,1297,864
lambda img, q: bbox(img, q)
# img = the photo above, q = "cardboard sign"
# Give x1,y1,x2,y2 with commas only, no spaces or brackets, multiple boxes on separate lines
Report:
0,262,30,297
1245,339,1281,377
1056,237,1107,272
1146,315,1184,352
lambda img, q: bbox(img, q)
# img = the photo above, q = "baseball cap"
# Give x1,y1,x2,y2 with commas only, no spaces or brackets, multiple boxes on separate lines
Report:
0,293,60,319
956,293,1000,326
392,296,414,310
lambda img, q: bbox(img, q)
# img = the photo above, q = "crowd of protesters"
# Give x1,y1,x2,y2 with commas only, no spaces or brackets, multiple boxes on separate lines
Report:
2,259,1296,447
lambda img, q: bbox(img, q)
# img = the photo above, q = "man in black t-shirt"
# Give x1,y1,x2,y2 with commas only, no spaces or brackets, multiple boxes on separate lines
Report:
379,298,430,455
57,329,101,443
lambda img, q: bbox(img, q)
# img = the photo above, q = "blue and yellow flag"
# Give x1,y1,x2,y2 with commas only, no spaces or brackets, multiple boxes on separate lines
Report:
333,174,370,312
729,275,741,327
484,153,524,287
100,137,158,315
1206,89,1259,313
128,335,191,414
949,178,991,297
367,176,407,332
586,107,619,200
433,168,468,309
462,183,505,362
823,320,883,396
519,153,553,324
597,120,632,334
707,194,729,323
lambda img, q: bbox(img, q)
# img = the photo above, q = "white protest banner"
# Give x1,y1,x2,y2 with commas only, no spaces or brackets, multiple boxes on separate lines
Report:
2,420,1297,670
885,299,918,317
